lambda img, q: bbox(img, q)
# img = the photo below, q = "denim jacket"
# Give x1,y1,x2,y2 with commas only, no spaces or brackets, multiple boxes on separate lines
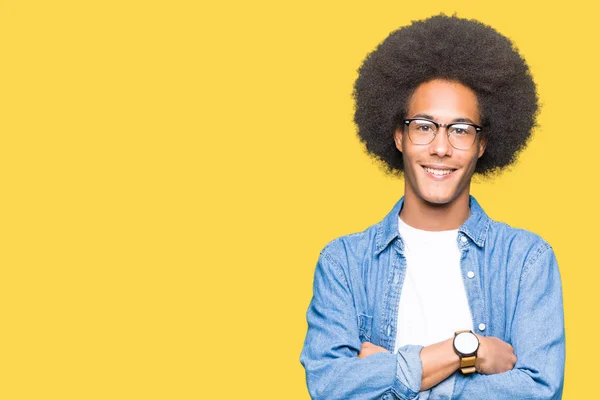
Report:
300,196,565,399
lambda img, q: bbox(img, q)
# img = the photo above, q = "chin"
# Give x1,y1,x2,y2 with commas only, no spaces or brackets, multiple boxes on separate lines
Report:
419,190,458,206
423,196,453,206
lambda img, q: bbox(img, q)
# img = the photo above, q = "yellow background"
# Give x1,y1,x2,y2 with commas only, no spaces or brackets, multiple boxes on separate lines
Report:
0,0,596,398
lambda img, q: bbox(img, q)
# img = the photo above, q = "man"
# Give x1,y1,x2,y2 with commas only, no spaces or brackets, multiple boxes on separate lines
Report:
300,15,565,400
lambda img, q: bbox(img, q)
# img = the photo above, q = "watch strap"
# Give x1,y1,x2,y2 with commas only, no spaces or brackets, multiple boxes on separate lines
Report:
460,366,477,374
454,330,478,375
459,355,476,374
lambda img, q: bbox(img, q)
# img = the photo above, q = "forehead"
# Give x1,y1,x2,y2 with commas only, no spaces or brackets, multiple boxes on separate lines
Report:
407,79,480,123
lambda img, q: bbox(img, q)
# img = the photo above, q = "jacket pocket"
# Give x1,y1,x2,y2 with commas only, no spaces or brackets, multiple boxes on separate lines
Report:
358,314,373,342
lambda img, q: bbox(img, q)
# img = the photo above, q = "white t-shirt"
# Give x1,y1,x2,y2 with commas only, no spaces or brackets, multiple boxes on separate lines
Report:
394,216,473,352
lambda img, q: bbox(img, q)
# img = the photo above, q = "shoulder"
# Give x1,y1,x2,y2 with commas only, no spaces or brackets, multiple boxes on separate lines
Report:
310,225,381,289
487,219,552,257
319,198,403,261
320,223,380,265
468,197,553,262
485,219,557,282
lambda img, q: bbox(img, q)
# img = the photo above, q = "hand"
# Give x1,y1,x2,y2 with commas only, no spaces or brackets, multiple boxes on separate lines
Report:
475,335,517,374
358,341,389,359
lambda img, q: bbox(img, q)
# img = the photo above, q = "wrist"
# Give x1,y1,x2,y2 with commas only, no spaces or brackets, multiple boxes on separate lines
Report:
474,335,486,372
448,338,461,369
453,330,479,374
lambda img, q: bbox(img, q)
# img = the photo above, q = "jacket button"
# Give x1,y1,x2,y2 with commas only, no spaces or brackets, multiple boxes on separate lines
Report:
460,236,467,243
478,323,486,331
467,271,475,279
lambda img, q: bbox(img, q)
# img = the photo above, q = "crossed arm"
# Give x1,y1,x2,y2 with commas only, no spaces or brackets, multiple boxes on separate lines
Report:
300,247,565,399
359,334,517,391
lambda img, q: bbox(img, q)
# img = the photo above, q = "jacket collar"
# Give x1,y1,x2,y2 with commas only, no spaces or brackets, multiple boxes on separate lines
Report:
375,195,490,255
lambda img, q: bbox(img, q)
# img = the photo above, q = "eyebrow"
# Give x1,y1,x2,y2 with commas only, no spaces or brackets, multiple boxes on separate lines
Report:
409,113,478,124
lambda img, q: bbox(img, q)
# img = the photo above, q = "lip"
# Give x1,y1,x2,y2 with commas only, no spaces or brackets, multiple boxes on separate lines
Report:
421,163,457,170
421,164,457,180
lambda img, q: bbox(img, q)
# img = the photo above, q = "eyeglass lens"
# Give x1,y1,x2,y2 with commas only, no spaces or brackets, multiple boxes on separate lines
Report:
407,119,477,149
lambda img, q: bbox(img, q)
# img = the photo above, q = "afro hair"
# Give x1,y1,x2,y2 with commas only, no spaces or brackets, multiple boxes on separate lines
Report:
353,14,538,176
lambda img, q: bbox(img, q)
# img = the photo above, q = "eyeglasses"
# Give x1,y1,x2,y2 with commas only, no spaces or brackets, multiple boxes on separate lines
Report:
402,118,482,150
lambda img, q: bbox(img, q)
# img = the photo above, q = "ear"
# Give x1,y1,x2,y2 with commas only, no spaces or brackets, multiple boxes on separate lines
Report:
477,136,487,158
394,127,403,153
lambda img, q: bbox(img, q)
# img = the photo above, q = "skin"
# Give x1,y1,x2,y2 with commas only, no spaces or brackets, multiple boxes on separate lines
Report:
394,79,486,231
358,79,517,391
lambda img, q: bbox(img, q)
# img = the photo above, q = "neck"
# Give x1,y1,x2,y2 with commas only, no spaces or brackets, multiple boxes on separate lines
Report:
399,191,471,231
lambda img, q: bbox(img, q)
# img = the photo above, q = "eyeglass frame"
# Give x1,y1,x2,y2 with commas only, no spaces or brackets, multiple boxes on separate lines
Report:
402,118,483,150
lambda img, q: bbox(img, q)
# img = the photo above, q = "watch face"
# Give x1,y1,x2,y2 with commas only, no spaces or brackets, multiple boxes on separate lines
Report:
455,332,479,354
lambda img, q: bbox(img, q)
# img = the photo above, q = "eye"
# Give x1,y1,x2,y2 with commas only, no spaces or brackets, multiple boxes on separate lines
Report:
413,120,436,132
449,124,473,135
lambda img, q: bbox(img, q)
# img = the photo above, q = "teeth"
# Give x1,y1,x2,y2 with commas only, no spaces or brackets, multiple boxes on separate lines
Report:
424,167,453,176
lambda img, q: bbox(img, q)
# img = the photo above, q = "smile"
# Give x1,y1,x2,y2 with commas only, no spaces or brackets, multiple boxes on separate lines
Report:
423,166,455,176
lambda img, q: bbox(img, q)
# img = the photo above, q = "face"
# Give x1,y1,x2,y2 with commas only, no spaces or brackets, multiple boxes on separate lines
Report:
394,79,486,206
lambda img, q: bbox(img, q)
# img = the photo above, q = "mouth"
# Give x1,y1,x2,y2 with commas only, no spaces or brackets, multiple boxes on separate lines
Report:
422,165,457,178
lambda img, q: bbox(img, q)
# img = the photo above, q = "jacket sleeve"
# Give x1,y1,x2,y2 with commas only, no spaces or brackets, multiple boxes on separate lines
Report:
300,251,423,400
450,245,565,399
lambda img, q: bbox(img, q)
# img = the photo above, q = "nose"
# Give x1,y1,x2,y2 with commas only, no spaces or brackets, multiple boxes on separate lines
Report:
429,127,452,157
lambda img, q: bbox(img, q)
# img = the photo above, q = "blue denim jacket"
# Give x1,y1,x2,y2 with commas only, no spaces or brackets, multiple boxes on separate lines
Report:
300,196,565,399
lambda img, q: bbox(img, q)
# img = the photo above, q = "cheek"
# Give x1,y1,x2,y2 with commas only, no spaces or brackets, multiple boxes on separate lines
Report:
401,150,418,173
464,154,480,174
